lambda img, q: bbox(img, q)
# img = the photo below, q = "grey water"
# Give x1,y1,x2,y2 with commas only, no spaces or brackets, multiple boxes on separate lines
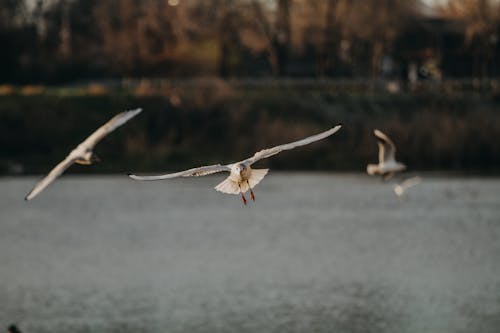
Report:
0,174,499,333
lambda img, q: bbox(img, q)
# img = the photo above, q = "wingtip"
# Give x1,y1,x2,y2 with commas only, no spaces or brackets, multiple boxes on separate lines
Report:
123,108,142,116
329,124,342,134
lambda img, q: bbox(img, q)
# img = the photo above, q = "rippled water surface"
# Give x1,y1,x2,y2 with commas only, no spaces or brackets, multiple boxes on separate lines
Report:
1,174,499,332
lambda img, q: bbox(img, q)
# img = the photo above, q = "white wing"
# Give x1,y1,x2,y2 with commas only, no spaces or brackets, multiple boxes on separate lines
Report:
25,156,76,201
400,176,422,190
80,108,142,149
129,164,231,181
242,125,342,165
374,129,396,164
393,176,421,196
25,109,141,200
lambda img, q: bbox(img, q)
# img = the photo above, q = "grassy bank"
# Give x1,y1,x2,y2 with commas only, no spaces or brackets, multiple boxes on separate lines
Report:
1,83,500,174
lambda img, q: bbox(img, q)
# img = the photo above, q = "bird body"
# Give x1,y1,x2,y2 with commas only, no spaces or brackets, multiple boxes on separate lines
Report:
25,108,142,200
367,129,406,180
216,163,269,195
367,160,406,176
130,125,341,204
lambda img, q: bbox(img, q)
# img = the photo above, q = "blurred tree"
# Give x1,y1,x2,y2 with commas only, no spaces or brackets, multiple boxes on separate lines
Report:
291,0,342,77
58,0,71,58
321,0,341,76
0,0,35,82
251,0,291,76
0,0,28,29
2,0,497,82
207,0,247,77
441,0,500,78
94,0,144,73
338,0,418,78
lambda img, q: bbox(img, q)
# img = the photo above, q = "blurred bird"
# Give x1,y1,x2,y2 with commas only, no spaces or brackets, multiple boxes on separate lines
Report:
25,108,142,201
393,176,422,197
367,129,406,181
129,125,342,205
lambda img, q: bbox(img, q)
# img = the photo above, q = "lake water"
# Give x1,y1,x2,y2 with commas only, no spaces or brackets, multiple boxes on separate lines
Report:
0,174,499,333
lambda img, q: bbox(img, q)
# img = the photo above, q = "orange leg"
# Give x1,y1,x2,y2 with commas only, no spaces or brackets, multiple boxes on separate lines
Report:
247,181,255,201
239,184,247,205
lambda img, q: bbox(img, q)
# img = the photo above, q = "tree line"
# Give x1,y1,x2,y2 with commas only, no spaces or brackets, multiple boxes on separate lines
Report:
1,0,500,83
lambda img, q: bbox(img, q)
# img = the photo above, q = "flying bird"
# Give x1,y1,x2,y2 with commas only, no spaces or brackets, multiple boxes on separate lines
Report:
129,125,342,205
25,108,142,201
393,176,421,197
367,129,406,181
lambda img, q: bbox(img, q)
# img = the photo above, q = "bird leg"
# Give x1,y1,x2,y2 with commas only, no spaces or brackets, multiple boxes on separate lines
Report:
247,180,255,201
239,184,247,205
383,172,395,181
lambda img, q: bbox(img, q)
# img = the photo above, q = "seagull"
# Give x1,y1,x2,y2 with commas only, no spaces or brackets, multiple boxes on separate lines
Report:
129,125,342,205
366,129,406,181
25,108,142,201
393,176,422,197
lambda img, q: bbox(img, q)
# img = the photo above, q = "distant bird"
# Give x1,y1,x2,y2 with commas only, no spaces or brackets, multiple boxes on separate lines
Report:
393,176,422,197
7,325,22,333
367,129,406,181
25,108,142,201
129,125,342,205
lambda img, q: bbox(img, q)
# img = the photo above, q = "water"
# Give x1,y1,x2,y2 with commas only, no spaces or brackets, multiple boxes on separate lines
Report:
0,174,499,333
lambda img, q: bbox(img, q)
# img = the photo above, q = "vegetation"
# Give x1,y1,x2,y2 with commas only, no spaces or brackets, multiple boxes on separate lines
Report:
1,82,499,174
2,0,500,82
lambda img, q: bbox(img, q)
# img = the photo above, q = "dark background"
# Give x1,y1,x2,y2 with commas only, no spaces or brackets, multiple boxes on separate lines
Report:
1,0,500,174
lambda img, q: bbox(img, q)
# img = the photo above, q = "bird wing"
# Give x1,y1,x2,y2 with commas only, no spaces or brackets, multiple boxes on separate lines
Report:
374,129,396,163
129,164,231,181
25,155,76,200
400,176,422,189
241,125,342,165
80,108,142,149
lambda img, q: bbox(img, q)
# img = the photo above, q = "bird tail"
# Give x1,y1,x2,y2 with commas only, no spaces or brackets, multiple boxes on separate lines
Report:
366,164,379,175
215,177,240,195
214,169,269,195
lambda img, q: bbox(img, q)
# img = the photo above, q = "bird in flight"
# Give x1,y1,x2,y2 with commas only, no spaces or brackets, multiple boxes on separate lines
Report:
25,108,142,201
129,125,342,205
366,129,406,181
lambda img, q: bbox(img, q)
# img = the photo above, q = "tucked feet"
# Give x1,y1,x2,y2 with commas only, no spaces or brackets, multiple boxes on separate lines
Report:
241,193,247,205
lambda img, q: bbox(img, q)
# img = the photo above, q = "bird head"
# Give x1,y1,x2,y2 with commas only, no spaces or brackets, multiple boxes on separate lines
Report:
235,164,246,175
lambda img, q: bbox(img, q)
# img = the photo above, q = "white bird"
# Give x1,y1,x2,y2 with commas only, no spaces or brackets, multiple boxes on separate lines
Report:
129,125,342,205
393,176,422,197
25,108,142,201
367,129,406,181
